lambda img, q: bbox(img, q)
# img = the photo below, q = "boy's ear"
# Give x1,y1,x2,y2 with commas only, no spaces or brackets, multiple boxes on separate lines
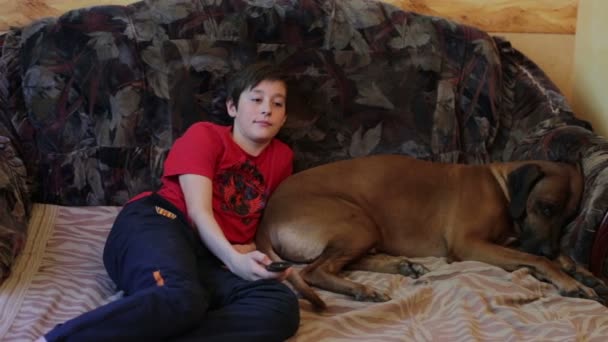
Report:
226,99,237,118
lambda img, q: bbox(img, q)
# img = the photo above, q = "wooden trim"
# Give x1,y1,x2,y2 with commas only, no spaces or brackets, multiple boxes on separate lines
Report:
1,0,579,34
0,0,135,32
380,0,578,34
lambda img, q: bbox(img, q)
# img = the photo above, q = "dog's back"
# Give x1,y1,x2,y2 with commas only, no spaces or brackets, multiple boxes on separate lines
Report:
260,155,506,258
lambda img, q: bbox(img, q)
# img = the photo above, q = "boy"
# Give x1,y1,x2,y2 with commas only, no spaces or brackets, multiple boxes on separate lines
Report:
40,62,300,341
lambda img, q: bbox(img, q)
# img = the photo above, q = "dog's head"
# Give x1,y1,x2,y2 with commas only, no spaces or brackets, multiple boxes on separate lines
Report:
507,161,584,259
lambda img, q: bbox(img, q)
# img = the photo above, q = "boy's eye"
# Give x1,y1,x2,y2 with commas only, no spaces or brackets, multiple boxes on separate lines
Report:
274,102,284,107
251,98,262,103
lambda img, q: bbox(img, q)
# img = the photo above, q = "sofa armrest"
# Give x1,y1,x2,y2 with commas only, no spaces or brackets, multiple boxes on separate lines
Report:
490,37,608,277
591,208,608,279
508,124,608,282
1,29,32,286
490,37,592,162
568,134,608,275
0,135,31,285
504,118,608,278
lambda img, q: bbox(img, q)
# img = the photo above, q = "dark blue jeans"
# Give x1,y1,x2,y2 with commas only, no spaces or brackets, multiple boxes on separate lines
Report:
44,194,300,342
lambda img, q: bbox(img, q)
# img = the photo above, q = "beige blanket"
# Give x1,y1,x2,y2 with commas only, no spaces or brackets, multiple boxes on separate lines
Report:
1,204,607,341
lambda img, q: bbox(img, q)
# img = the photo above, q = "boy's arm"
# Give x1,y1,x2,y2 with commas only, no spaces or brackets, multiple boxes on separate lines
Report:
179,173,283,281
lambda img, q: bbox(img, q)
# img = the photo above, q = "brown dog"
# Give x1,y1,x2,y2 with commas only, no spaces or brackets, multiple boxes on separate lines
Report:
256,154,601,310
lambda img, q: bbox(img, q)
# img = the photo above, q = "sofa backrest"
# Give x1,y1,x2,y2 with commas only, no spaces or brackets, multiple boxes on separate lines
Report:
2,0,503,206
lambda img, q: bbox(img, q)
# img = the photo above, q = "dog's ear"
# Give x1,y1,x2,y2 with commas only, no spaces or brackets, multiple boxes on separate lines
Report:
507,164,544,219
576,152,585,177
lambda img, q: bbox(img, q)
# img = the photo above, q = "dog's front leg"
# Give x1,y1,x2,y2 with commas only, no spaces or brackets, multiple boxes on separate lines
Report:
455,240,598,300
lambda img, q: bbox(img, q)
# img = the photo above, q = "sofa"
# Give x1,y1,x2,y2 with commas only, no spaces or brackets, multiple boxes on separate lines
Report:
2,0,608,340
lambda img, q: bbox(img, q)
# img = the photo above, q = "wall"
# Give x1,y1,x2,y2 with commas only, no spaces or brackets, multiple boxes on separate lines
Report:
2,0,602,134
572,0,608,138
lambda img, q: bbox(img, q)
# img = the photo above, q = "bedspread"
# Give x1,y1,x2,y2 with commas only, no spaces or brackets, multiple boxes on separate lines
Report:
1,205,607,341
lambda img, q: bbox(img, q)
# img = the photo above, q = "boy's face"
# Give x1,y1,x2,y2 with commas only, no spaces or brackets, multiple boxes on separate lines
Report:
227,79,287,148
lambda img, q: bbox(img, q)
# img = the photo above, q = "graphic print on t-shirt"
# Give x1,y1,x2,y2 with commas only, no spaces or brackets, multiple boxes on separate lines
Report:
216,159,266,224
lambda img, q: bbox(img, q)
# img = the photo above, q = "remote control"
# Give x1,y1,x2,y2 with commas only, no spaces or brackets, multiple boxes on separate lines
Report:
265,261,293,272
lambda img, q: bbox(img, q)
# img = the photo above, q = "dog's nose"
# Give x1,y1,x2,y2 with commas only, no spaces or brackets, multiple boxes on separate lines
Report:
540,245,558,259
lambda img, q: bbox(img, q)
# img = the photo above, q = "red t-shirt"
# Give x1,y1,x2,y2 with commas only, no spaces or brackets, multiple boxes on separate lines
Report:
134,122,293,244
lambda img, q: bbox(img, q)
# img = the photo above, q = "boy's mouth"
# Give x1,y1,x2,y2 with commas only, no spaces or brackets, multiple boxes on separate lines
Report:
254,120,272,126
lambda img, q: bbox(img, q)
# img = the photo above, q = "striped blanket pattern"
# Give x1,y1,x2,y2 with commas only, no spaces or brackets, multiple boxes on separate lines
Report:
1,205,607,341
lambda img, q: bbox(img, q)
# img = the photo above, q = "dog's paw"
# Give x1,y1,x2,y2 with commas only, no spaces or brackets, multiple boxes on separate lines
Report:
573,272,604,288
568,271,608,305
560,282,599,302
353,287,391,303
397,259,429,279
593,282,608,297
589,281,608,306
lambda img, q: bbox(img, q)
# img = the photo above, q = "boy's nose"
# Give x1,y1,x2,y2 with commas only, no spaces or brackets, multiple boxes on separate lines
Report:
261,100,272,115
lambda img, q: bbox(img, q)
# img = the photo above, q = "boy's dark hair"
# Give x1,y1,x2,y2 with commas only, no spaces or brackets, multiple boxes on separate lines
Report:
227,62,286,107
210,62,286,125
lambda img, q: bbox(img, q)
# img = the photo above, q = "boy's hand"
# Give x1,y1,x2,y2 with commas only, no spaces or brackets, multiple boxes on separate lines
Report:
228,250,292,281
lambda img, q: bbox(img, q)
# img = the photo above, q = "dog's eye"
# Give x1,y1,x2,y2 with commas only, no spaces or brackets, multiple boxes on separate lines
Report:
538,203,556,217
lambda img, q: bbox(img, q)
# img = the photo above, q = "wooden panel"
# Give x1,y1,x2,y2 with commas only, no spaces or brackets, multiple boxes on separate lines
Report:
1,0,579,34
0,0,135,32
380,0,578,34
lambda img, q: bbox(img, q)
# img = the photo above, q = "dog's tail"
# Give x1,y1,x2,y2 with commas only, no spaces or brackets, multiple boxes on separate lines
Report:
260,241,328,311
